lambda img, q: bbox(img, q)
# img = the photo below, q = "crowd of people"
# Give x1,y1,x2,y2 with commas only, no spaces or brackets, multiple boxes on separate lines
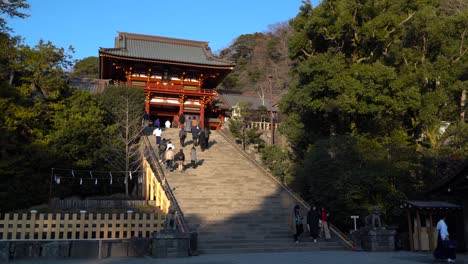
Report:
290,205,332,244
151,116,210,173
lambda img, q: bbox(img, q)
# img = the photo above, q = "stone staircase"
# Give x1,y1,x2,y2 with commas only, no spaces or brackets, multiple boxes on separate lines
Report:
148,128,346,254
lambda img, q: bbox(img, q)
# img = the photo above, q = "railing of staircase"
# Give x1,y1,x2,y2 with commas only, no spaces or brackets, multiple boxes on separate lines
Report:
218,129,354,249
142,135,189,234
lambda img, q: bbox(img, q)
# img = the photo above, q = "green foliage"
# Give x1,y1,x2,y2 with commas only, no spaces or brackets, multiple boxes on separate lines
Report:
19,39,74,100
50,90,107,169
228,118,243,139
71,56,99,78
299,135,416,228
0,0,30,32
228,102,265,148
281,0,468,228
261,145,291,182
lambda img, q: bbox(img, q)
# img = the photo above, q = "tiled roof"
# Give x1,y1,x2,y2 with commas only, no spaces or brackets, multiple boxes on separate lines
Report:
99,32,234,67
401,200,461,210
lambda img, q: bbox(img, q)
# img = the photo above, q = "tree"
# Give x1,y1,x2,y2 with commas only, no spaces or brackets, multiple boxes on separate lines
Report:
0,0,30,32
219,24,293,94
280,0,467,228
228,101,264,151
50,90,107,169
70,56,99,78
98,86,145,197
19,39,74,100
261,145,291,182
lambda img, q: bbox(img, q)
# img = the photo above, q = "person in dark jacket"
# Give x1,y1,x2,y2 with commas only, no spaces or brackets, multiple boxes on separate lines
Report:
158,138,167,162
179,113,185,128
307,205,320,243
199,128,206,151
203,127,211,149
174,149,185,173
191,125,200,146
179,128,187,147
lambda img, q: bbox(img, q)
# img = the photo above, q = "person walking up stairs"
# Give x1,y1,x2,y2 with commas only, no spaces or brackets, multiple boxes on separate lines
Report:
148,128,345,254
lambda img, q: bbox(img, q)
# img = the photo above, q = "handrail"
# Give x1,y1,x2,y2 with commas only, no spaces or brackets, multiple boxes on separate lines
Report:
217,129,354,249
142,136,190,234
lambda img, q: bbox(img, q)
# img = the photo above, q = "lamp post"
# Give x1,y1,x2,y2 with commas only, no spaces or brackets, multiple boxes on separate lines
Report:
267,75,274,145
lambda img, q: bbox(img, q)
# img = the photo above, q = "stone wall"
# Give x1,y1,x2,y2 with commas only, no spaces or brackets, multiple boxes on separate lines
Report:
0,233,192,261
352,228,396,251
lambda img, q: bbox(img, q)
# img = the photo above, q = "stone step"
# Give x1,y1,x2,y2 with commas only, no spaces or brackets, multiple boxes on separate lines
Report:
198,243,345,254
147,129,347,254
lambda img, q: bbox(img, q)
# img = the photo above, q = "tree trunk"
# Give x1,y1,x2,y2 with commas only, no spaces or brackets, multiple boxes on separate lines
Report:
9,70,14,86
460,89,466,122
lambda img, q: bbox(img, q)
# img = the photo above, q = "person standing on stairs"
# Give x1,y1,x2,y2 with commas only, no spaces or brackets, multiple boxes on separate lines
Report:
179,127,187,147
153,126,162,145
175,149,185,173
158,138,167,162
190,146,197,169
199,128,206,151
307,205,320,243
203,127,211,149
320,207,331,240
290,205,304,244
191,124,200,146
186,116,192,132
165,147,175,171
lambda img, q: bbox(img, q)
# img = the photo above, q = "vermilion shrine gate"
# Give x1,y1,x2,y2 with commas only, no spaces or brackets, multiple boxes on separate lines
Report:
99,32,235,129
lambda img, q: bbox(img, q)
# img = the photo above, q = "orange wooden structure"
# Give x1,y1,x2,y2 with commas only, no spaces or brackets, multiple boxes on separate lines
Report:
99,32,235,129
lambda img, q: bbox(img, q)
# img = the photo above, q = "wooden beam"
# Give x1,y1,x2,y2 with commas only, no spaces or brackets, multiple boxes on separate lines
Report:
416,209,422,251
429,212,434,251
407,209,414,251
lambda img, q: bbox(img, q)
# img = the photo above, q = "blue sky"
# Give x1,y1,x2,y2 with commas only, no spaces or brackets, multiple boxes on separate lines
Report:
8,0,319,61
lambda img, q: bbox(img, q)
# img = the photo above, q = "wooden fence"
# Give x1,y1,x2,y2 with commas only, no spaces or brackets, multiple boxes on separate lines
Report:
0,212,164,240
50,199,157,209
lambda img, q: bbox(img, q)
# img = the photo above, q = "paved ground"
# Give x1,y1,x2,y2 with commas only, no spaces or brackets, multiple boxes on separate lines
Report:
10,251,468,264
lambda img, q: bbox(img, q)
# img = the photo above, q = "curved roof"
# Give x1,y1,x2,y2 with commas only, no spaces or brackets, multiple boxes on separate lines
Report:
401,200,461,210
99,32,234,68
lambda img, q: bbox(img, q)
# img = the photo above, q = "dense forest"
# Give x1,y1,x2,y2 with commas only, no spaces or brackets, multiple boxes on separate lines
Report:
220,0,467,228
1,0,467,231
0,0,144,211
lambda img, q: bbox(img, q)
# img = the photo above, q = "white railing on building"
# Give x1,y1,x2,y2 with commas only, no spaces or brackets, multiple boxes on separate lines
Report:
246,121,280,130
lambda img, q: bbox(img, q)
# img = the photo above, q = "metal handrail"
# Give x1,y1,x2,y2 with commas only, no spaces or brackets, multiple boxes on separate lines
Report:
217,129,354,249
142,136,190,234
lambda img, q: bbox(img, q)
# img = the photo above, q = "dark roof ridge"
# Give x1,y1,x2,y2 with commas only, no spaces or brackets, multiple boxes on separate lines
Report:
117,31,209,48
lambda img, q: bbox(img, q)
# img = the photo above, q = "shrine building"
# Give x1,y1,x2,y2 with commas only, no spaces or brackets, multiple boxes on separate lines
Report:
99,32,235,129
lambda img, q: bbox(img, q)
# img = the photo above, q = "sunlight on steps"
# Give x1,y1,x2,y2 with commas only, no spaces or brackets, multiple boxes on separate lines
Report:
147,128,346,254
